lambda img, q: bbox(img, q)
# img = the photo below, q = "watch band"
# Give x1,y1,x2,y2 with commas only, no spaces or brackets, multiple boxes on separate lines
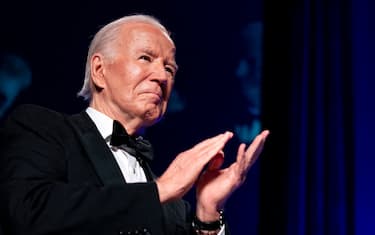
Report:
192,210,225,232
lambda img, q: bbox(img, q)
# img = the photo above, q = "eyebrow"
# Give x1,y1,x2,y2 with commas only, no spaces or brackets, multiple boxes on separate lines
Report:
141,48,178,71
142,48,157,58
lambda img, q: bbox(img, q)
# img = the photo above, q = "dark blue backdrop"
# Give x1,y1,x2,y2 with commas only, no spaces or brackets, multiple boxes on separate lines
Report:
260,0,374,234
352,0,375,234
1,0,374,234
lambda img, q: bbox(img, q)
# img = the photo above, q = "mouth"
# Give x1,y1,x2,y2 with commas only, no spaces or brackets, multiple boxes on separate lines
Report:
143,92,163,103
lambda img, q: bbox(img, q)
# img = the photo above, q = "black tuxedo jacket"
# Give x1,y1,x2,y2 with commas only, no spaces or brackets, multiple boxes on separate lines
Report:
0,104,193,235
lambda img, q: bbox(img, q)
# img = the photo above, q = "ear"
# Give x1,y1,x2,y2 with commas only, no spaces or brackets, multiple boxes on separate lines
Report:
90,53,106,89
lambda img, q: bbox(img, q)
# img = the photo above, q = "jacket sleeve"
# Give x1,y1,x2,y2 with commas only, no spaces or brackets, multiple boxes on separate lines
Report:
0,105,183,235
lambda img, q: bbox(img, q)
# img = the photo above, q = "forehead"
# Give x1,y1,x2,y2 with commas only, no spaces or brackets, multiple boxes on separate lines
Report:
119,22,175,53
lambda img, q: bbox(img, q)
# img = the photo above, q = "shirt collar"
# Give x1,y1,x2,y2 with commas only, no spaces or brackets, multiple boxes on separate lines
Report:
86,107,114,140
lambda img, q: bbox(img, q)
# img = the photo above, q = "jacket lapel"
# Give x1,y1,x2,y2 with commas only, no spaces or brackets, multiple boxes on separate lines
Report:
67,111,126,185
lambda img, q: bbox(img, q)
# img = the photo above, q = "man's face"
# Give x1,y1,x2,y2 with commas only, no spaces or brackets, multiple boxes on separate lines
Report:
98,22,177,127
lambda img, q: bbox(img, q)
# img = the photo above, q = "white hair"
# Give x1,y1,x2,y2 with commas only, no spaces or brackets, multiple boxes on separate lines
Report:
77,14,171,100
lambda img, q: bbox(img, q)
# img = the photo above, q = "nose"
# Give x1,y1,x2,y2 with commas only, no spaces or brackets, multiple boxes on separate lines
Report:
151,61,170,86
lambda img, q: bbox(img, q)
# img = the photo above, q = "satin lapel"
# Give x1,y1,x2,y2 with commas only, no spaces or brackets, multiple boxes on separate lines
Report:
67,111,126,185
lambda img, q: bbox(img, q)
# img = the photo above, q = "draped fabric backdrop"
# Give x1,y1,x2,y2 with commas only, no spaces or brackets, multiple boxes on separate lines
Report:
1,0,374,234
352,0,375,234
286,0,354,233
260,0,374,234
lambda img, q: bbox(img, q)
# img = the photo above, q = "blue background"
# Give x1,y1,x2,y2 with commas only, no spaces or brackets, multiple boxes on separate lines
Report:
1,0,374,234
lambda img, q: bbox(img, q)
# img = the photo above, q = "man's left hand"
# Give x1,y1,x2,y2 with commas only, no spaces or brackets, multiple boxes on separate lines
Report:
195,130,270,222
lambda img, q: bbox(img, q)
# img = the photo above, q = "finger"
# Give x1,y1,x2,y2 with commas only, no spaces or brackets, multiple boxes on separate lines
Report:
175,132,232,175
202,132,232,158
244,130,270,167
193,131,233,151
207,151,224,171
191,131,233,162
236,143,246,162
246,130,269,156
234,143,247,179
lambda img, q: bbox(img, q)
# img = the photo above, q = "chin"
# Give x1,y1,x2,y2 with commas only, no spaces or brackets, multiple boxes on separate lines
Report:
143,109,163,126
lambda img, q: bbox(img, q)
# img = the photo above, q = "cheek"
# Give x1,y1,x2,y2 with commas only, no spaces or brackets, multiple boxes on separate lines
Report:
123,66,146,91
110,60,143,81
126,65,143,78
111,65,143,93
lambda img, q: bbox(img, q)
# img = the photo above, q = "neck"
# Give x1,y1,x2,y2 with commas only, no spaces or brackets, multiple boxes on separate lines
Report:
89,100,145,136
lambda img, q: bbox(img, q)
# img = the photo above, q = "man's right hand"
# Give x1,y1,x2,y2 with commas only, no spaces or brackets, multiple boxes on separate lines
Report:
155,131,233,203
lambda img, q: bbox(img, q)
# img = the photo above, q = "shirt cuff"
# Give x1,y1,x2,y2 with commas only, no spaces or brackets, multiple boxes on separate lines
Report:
217,224,225,235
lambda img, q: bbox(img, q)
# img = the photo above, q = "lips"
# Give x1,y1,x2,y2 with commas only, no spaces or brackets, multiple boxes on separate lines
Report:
149,92,162,100
141,90,163,102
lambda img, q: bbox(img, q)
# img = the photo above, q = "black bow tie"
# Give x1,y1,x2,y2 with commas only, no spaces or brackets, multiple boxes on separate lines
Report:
110,120,154,162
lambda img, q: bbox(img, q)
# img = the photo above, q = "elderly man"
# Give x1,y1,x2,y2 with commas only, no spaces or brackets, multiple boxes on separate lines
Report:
0,14,269,235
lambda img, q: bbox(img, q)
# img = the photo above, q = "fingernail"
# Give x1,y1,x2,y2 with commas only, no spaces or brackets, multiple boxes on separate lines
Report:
263,130,270,137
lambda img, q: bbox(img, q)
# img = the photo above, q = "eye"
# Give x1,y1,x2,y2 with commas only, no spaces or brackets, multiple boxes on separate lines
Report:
139,55,152,62
165,66,175,76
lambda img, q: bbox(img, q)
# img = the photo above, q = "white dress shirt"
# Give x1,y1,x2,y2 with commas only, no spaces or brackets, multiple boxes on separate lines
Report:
86,107,225,234
86,107,147,183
